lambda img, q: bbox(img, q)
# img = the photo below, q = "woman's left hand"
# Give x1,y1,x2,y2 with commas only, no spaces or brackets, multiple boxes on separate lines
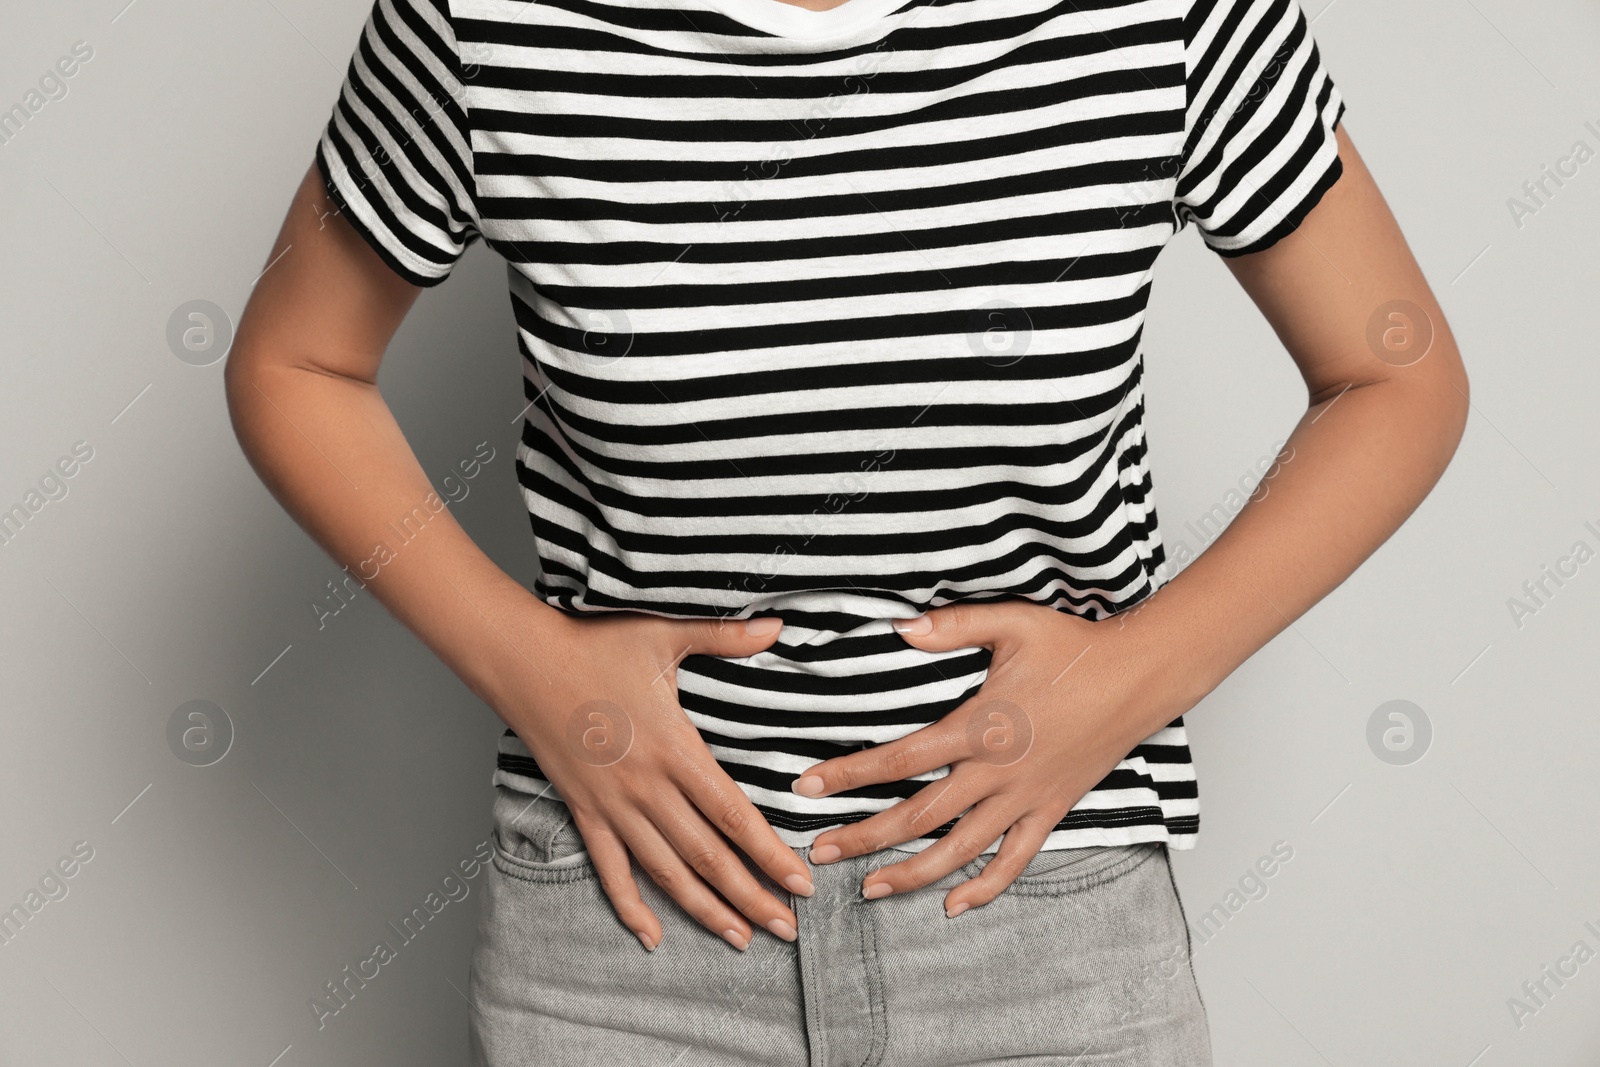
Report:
790,599,1184,917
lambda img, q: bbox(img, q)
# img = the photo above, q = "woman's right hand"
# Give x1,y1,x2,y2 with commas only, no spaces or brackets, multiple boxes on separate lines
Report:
490,606,813,953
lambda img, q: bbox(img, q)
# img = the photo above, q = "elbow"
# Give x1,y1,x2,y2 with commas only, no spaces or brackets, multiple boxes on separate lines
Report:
221,343,261,446
1434,341,1471,456
1408,344,1471,485
222,333,286,458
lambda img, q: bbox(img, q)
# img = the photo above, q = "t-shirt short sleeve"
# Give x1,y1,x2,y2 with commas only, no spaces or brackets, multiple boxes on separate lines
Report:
1174,0,1346,257
315,0,481,286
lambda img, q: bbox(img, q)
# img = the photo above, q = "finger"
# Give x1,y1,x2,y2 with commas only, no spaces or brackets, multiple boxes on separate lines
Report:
574,811,664,952
857,796,1025,902
943,811,1058,916
679,771,816,903
791,719,966,799
810,767,983,865
675,614,786,661
889,600,1023,653
620,810,764,952
648,799,801,945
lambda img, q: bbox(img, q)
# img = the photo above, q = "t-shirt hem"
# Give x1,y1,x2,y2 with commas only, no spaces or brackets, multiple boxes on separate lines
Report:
881,821,1196,855
492,765,1199,855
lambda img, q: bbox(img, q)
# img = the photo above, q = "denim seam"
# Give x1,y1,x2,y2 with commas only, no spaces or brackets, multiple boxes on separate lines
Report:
856,907,887,1067
990,843,1159,898
798,891,826,1067
1019,848,1125,883
1161,843,1209,1020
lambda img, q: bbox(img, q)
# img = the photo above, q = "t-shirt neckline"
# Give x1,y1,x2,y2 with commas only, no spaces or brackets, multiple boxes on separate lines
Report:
695,0,912,41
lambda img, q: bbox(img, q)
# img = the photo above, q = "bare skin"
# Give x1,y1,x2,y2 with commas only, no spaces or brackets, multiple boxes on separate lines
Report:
227,119,1467,949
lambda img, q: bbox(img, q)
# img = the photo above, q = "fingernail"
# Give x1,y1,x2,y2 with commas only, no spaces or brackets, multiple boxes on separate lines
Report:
862,881,892,900
636,929,657,951
810,843,841,864
766,918,797,942
791,775,825,796
946,902,969,918
784,873,815,896
892,615,931,635
745,616,781,637
723,928,750,951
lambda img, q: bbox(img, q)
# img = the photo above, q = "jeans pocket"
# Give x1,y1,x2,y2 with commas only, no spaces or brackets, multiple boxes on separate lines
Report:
489,784,595,882
962,841,1159,896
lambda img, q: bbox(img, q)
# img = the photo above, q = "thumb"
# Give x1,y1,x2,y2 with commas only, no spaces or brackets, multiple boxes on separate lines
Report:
890,602,1012,652
676,614,785,659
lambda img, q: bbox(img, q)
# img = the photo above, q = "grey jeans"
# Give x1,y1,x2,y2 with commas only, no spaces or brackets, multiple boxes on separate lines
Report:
468,784,1212,1066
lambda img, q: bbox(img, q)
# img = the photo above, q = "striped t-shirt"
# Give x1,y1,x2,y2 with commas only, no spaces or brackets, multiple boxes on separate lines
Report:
316,0,1345,853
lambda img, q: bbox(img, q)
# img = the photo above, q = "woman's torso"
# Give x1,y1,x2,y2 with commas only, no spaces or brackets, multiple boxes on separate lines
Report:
445,0,1196,852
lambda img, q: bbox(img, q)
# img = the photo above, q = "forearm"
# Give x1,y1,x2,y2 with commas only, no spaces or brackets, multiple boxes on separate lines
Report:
1123,371,1468,730
225,358,556,709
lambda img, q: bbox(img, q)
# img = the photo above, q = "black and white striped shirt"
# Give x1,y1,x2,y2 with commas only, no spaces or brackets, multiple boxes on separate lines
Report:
316,0,1345,853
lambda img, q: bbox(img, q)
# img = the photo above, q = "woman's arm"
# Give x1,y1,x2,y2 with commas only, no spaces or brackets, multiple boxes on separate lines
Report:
787,122,1471,910
227,162,816,952
1119,120,1470,715
226,166,534,713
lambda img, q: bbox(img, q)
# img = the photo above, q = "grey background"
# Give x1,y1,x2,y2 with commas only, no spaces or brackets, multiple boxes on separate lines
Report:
2,0,1597,1063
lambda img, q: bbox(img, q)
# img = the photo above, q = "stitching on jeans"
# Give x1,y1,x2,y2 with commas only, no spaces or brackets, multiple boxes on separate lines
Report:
490,786,597,883
490,795,595,883
1016,846,1128,883
489,843,596,883
1162,844,1194,961
798,886,826,1067
856,905,888,1067
1161,843,1209,1021
973,844,1159,898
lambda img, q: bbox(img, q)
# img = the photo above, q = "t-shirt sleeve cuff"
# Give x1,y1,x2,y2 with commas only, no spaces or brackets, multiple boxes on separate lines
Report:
1205,96,1347,259
314,136,453,288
